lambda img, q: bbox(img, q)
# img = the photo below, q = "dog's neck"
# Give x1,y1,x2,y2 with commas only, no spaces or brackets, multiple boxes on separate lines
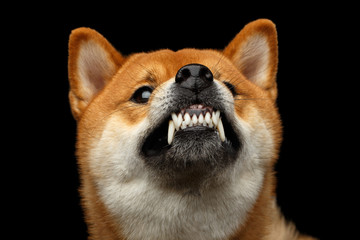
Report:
81,166,277,240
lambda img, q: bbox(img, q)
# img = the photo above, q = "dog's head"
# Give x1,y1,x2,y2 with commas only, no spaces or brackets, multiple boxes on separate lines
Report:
68,19,284,239
69,19,281,196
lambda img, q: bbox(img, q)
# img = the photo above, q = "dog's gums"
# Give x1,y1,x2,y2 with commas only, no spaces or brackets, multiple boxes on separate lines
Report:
168,105,225,144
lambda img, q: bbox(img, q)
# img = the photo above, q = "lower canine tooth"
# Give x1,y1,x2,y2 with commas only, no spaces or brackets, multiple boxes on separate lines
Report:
168,120,175,144
217,118,226,142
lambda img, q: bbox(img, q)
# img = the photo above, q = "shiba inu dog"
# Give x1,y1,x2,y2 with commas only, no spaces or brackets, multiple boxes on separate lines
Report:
68,19,316,240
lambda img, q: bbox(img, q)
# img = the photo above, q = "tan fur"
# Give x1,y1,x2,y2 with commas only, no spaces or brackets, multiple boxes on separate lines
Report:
68,19,317,240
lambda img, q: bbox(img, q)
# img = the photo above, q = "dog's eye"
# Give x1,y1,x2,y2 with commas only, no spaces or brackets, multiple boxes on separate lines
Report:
131,86,153,104
223,81,237,96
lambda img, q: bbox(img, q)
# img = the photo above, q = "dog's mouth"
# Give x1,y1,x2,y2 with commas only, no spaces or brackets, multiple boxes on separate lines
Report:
168,104,224,144
142,104,240,158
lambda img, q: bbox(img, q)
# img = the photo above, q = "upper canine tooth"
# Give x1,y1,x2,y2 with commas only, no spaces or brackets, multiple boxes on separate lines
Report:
168,120,175,145
217,118,226,142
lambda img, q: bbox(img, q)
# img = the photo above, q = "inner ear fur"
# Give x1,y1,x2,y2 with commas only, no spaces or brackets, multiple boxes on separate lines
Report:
68,27,124,121
223,19,278,100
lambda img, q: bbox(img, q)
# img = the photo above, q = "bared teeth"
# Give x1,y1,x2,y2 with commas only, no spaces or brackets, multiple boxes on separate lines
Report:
212,110,220,126
198,113,204,124
168,109,225,145
205,112,211,124
184,113,191,125
192,114,198,125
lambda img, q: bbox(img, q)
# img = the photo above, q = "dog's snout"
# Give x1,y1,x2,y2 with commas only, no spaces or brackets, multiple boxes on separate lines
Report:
175,64,213,93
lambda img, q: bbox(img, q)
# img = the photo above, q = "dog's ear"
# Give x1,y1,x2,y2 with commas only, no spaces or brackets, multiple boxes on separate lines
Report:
68,27,124,121
224,19,278,100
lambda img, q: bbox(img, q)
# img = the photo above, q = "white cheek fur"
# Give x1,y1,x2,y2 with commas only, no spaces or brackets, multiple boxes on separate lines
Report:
89,117,148,184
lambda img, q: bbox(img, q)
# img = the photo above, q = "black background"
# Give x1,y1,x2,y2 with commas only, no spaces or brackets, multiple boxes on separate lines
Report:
13,9,354,240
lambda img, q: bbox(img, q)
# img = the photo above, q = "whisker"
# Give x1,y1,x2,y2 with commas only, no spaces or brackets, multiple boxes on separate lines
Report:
211,54,227,79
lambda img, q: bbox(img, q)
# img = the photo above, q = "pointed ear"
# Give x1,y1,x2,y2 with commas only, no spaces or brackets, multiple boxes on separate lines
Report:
223,19,278,99
68,27,124,121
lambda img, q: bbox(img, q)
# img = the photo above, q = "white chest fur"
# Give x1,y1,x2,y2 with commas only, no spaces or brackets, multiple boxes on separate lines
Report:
97,165,263,240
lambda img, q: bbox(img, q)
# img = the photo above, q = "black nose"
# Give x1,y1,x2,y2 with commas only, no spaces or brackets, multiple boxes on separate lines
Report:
175,64,213,93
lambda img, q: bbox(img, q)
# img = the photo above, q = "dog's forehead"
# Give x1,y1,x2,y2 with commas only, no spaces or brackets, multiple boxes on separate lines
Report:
123,49,227,82
139,48,223,65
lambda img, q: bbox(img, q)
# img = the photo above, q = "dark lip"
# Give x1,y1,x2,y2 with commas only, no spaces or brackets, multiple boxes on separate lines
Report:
141,106,241,158
141,116,170,157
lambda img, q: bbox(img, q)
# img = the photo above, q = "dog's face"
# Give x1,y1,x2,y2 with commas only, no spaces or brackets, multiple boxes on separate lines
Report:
69,19,282,239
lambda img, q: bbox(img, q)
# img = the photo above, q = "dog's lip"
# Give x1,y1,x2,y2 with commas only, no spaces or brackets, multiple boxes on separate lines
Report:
141,104,240,157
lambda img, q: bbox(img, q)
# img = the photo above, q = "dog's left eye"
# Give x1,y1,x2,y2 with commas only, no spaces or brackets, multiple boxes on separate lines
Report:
131,86,153,104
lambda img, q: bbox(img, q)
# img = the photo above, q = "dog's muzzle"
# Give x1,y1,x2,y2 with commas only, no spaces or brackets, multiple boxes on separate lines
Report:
141,64,241,182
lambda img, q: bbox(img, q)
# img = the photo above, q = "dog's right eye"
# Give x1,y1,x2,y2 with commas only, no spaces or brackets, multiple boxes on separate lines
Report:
131,86,153,104
223,81,237,96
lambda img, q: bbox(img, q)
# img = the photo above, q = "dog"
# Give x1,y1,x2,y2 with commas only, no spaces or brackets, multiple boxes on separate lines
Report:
68,19,317,240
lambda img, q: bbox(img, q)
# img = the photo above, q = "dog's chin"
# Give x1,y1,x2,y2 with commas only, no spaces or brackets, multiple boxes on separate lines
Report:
141,114,241,188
